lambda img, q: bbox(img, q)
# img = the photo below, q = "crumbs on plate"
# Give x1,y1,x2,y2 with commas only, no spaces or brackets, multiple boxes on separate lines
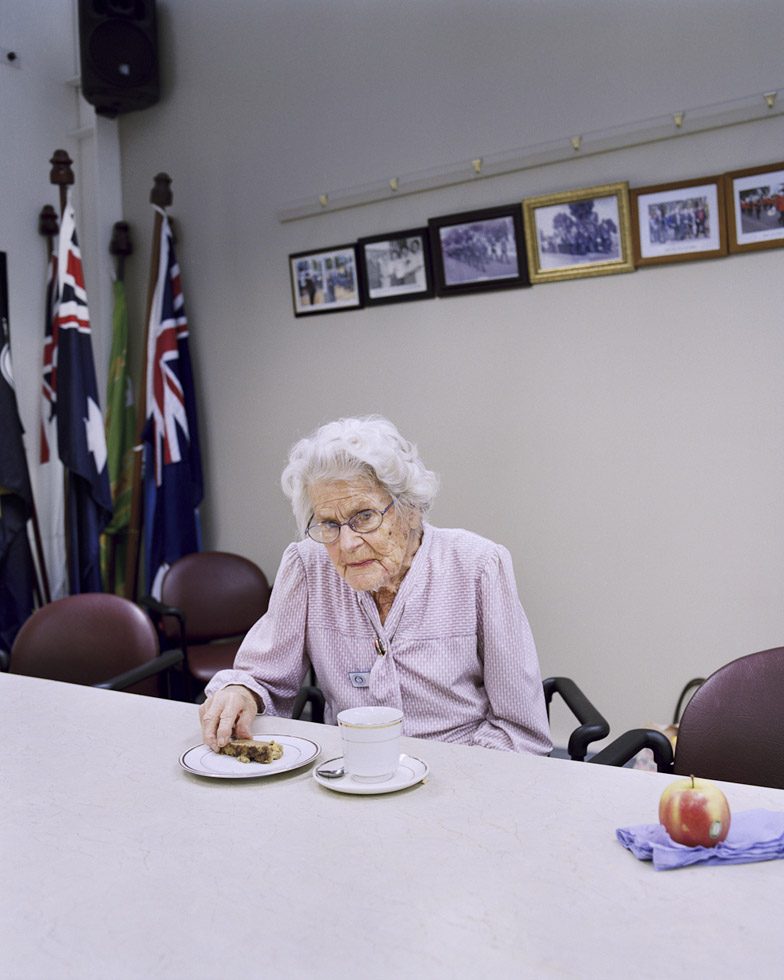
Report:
218,739,283,764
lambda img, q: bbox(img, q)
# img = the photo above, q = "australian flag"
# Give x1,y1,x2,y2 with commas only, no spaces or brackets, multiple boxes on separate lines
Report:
55,194,113,593
0,252,37,654
142,210,203,595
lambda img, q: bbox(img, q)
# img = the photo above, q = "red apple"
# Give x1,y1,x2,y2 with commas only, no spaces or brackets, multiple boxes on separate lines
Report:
659,775,731,847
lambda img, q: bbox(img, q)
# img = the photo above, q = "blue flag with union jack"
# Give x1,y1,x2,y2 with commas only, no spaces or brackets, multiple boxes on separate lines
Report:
142,210,203,594
55,194,113,593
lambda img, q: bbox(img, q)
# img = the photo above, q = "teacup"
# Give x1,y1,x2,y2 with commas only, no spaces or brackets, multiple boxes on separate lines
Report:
337,706,403,782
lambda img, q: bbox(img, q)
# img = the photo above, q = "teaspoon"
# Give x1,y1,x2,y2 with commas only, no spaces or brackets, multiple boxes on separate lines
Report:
316,763,346,779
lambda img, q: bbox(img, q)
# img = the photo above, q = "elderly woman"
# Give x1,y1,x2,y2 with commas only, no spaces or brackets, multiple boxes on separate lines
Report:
200,416,552,755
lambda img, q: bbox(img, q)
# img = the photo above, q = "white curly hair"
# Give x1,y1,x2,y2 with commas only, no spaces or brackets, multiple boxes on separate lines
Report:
281,416,440,536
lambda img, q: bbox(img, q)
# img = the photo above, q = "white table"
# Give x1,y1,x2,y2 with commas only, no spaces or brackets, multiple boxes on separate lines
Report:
2,673,783,979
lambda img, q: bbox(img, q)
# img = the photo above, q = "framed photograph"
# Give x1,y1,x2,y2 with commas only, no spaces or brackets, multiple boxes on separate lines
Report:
357,228,434,306
522,182,634,284
428,204,529,296
724,161,784,254
630,176,727,266
289,244,362,316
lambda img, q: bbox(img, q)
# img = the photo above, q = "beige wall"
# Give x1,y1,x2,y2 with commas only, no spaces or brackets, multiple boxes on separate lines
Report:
5,1,784,744
117,1,784,743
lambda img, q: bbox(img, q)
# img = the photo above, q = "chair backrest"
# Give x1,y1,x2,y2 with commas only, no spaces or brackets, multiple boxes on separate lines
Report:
159,551,271,644
673,646,784,789
10,593,161,693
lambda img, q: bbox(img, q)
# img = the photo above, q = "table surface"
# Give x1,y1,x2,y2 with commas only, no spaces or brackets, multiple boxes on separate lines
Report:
2,673,783,979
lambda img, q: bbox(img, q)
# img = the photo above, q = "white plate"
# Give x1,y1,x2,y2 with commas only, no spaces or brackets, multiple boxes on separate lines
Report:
313,754,429,795
179,733,321,779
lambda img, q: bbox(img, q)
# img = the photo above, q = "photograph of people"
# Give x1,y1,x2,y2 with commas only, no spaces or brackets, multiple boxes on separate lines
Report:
363,235,428,299
536,196,620,268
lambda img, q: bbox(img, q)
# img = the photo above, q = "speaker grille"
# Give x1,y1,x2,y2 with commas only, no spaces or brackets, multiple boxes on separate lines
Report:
87,21,155,87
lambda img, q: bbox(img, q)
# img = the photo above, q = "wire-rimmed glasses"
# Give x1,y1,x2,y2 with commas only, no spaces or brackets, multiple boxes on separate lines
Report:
306,499,395,544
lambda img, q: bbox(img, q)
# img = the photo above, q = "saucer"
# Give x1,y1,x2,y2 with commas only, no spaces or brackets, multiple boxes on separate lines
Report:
313,754,429,795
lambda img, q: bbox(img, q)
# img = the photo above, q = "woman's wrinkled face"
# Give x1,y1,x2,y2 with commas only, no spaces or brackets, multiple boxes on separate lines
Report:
307,478,420,594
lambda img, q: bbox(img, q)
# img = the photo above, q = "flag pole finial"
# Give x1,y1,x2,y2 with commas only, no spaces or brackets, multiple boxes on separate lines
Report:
150,173,173,209
110,221,133,256
38,204,59,242
110,221,133,282
49,149,74,215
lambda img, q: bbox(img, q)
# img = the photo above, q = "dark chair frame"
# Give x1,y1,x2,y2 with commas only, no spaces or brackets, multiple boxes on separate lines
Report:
543,676,610,761
94,648,184,692
292,683,326,723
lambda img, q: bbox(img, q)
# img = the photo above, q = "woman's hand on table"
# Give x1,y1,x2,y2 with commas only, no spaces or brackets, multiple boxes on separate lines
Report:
199,685,258,751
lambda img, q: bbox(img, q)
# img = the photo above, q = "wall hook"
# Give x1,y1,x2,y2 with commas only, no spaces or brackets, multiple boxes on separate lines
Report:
318,193,329,208
570,136,581,152
389,177,399,192
673,111,685,128
764,91,777,109
472,158,482,175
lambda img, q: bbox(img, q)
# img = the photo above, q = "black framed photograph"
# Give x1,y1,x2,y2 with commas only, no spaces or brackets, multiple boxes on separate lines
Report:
428,204,529,296
289,244,362,316
724,161,784,254
630,176,727,266
522,182,634,283
357,228,434,305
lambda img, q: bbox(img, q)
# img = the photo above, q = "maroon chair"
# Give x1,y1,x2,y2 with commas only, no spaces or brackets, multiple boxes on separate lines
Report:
590,646,784,789
10,593,182,696
147,551,271,698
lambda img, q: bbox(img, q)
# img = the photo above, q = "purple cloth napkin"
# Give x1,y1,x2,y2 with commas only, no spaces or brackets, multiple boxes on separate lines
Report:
616,809,784,870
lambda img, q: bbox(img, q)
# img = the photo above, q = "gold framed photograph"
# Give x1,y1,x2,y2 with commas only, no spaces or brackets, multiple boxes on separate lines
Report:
630,176,727,267
724,160,784,254
522,182,634,284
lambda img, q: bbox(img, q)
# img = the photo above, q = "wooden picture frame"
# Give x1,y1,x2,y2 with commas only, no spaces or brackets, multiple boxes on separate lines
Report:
630,176,727,266
357,228,434,306
428,204,530,296
523,182,634,283
289,244,362,316
724,161,784,254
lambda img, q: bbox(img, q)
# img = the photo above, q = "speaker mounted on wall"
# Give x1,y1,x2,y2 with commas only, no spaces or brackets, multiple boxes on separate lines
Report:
78,0,160,117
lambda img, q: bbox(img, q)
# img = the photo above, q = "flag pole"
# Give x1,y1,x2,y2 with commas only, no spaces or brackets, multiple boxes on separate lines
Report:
104,221,133,592
123,172,173,600
31,204,61,605
49,149,74,591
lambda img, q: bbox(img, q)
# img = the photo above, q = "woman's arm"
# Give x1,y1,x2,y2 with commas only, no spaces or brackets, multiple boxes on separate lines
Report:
472,546,553,754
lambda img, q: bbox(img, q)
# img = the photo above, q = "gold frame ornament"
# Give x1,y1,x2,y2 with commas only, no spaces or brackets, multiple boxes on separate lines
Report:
523,181,634,284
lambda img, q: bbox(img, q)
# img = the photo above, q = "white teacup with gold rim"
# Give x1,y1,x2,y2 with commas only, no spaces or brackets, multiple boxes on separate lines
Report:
337,706,403,782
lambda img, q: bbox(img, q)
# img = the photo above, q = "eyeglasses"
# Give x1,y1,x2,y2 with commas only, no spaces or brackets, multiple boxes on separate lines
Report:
306,500,395,544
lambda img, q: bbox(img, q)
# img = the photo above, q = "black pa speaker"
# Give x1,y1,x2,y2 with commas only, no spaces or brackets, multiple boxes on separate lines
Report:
78,0,160,117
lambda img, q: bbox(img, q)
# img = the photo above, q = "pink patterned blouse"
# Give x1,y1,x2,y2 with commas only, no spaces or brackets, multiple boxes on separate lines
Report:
205,524,552,754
